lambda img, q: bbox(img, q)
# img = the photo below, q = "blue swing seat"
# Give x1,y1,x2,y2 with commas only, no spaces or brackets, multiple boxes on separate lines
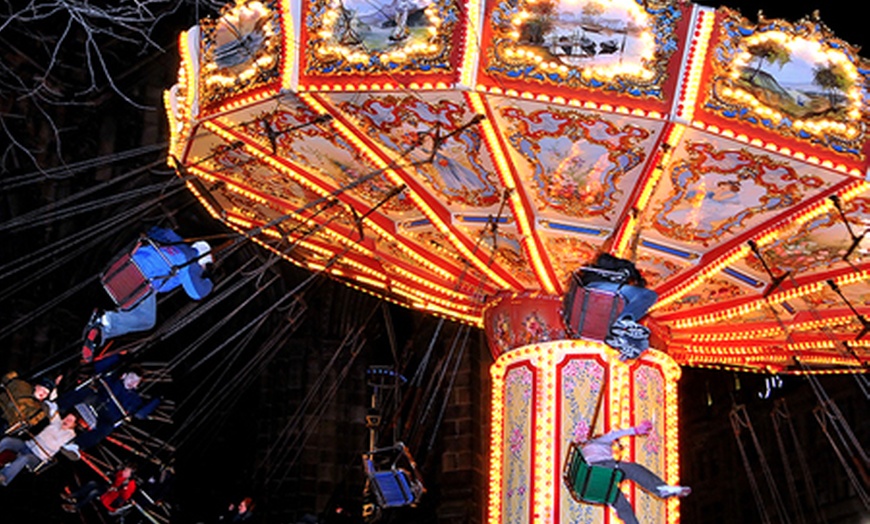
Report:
363,442,425,509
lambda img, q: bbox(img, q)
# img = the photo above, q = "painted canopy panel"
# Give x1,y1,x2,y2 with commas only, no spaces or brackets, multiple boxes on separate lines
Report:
167,0,870,372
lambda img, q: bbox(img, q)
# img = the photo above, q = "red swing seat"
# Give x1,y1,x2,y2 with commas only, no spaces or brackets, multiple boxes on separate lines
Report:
100,237,176,311
562,271,625,341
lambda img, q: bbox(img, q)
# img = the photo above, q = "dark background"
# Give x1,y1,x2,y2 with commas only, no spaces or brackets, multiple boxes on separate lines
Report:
0,0,867,522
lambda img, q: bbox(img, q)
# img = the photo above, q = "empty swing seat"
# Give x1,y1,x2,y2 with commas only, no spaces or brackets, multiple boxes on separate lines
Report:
562,272,625,341
563,442,625,505
370,466,416,507
363,442,425,509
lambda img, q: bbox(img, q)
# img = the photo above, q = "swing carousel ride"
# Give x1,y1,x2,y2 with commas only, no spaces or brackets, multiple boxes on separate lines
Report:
166,0,869,521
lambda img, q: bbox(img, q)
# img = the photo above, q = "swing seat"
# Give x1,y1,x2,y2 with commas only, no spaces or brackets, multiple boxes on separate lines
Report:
563,442,625,505
563,271,625,341
370,467,416,507
101,237,176,311
363,442,425,509
101,250,151,312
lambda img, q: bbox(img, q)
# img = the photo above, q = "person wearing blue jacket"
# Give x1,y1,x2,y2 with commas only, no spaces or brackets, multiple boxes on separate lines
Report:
83,227,213,361
58,354,160,450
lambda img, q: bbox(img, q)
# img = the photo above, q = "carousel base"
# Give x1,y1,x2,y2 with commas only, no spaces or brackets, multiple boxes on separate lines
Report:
487,339,682,524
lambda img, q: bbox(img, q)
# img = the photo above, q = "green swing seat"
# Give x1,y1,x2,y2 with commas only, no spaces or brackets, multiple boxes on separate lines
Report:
563,442,625,505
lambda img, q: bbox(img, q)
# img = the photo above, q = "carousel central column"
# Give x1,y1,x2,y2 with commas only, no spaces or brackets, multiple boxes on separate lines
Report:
483,293,682,524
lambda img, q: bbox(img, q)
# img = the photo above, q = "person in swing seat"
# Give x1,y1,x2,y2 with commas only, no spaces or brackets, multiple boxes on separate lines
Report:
581,419,690,524
62,462,138,514
1,372,60,435
581,252,657,359
57,355,160,450
82,226,214,362
0,403,80,486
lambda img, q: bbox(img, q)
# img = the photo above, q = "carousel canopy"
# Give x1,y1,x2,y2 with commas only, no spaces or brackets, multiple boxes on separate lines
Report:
166,0,870,373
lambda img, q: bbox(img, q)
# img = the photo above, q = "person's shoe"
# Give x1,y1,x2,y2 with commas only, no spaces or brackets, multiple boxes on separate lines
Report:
605,334,632,352
611,318,650,339
81,327,101,363
61,503,78,513
81,309,104,363
60,489,74,503
657,485,691,498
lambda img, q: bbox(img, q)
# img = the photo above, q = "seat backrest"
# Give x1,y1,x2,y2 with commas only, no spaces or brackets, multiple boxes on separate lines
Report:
101,249,152,311
371,470,414,507
563,442,625,505
563,275,624,341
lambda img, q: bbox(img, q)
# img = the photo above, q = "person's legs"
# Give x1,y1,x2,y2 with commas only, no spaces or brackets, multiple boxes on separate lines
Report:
0,436,27,454
74,480,107,509
616,286,658,322
75,422,115,450
619,461,690,497
618,462,668,494
102,292,158,340
611,491,640,524
0,449,39,485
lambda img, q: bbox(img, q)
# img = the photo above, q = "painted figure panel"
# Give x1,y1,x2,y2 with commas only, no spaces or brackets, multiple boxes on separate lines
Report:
558,357,606,523
204,140,315,208
747,196,870,276
545,235,601,286
499,106,654,218
504,366,535,524
652,141,830,246
337,95,502,207
304,0,459,75
656,276,748,315
632,365,666,524
634,252,687,289
200,1,282,104
236,104,416,213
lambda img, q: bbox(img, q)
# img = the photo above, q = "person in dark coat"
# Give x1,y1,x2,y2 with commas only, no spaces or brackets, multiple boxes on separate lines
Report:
58,355,159,450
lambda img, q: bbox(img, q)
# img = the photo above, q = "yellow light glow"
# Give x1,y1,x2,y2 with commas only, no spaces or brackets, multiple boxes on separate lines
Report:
724,30,863,142
468,92,558,294
300,93,516,291
279,0,295,90
487,341,681,523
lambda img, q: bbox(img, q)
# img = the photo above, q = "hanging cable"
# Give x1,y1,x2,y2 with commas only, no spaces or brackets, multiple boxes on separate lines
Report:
770,400,809,524
273,320,372,490
731,405,774,524
424,325,471,455
0,143,167,190
0,158,168,233
0,180,188,284
256,310,365,472
811,403,870,510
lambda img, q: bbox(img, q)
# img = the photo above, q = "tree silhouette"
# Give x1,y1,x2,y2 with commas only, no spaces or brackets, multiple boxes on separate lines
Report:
519,1,556,45
0,0,219,172
745,40,790,82
813,61,853,107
